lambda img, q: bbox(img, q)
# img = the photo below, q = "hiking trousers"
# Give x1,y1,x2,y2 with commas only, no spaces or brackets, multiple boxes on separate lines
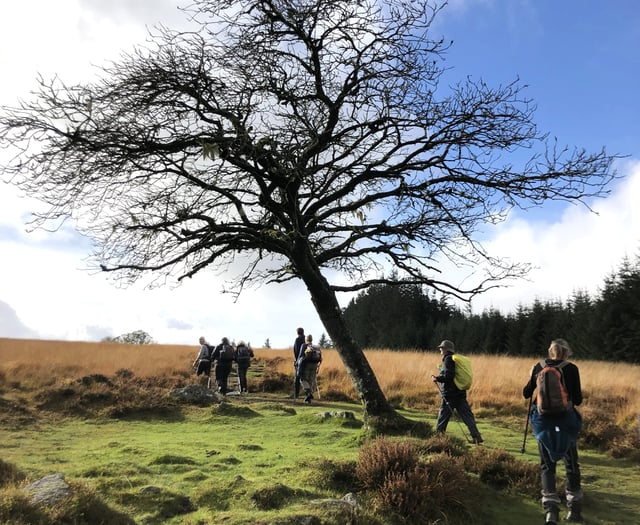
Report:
237,364,249,392
539,440,582,511
436,393,482,441
215,361,234,394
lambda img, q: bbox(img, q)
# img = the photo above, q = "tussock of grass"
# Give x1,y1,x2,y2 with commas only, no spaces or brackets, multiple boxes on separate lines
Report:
212,402,261,417
0,459,24,488
149,455,197,466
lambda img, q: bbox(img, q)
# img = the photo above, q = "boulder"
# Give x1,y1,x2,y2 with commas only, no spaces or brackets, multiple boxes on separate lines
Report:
168,384,220,404
24,473,73,506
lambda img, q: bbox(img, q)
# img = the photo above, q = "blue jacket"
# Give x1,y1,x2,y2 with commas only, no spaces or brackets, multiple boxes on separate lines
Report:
529,404,582,461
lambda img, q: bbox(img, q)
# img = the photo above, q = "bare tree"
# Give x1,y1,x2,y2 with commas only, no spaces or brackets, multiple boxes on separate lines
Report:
0,0,617,432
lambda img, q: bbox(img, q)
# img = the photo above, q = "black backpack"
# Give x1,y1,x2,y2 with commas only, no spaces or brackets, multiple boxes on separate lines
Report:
219,344,235,362
236,345,252,365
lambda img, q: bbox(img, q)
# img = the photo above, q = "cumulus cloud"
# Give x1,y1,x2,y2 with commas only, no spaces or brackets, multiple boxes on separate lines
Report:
469,159,640,313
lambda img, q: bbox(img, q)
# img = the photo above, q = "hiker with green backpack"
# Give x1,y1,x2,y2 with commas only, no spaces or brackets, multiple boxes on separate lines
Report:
523,338,584,525
431,339,483,445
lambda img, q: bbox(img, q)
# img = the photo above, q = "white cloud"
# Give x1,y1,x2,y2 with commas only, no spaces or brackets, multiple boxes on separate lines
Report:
469,159,640,313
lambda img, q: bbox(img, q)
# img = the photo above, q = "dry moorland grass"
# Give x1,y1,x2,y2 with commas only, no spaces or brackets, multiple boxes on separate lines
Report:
2,337,640,425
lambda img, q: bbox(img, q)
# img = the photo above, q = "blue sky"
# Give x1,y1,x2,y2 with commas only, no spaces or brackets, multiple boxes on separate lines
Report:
1,0,639,348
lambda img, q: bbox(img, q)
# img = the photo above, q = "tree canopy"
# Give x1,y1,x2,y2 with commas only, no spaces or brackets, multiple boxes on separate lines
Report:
0,0,618,430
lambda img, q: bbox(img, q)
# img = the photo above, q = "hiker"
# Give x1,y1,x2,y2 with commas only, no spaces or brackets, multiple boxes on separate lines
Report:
523,338,583,525
192,336,212,387
235,340,254,393
431,339,483,444
295,334,322,404
212,337,235,395
292,327,305,399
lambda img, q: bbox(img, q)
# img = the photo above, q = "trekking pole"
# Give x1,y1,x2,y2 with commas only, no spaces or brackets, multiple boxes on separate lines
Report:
315,363,321,400
434,380,472,443
521,395,533,453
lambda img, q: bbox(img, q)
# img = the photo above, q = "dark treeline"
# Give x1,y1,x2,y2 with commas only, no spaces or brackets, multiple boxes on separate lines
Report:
343,253,640,363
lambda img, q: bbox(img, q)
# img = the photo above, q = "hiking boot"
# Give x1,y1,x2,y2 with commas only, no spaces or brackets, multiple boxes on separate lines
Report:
472,436,484,445
565,510,583,522
544,509,559,525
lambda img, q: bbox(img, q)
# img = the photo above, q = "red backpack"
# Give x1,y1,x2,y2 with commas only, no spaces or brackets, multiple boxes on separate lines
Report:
536,360,573,415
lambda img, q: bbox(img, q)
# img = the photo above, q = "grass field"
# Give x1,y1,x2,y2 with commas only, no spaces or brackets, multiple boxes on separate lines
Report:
1,338,640,524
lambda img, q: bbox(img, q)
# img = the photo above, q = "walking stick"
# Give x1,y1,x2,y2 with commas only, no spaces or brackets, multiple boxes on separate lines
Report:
521,395,533,453
315,363,321,400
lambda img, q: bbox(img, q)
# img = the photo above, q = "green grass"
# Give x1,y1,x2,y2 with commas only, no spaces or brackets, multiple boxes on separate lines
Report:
1,396,639,524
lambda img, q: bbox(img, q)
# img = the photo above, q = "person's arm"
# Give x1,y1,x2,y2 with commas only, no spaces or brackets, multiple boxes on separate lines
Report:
565,363,583,406
522,362,540,399
432,355,454,383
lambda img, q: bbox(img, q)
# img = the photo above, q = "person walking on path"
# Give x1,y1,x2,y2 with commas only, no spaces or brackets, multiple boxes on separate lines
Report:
192,336,212,387
296,334,322,404
212,337,235,395
523,338,584,525
292,327,305,399
431,339,483,444
234,340,254,393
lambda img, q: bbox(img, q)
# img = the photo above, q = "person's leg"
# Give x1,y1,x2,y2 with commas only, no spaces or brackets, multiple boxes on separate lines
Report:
238,366,248,392
215,364,222,391
301,366,314,403
564,443,583,521
539,442,561,524
294,364,301,398
219,363,230,394
435,398,452,433
455,397,483,443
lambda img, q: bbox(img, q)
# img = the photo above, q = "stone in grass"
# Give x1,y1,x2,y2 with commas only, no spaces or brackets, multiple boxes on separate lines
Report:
24,473,73,506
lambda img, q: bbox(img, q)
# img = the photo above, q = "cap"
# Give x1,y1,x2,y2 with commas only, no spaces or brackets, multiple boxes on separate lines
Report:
438,340,455,352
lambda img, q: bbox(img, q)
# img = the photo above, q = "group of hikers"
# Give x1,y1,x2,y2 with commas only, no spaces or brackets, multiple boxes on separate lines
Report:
192,328,323,404
192,336,254,394
192,332,583,525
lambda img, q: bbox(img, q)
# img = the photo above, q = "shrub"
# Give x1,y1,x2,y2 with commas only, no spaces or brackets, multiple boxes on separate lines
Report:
463,448,538,494
419,432,469,457
579,406,626,450
355,437,420,490
375,454,470,523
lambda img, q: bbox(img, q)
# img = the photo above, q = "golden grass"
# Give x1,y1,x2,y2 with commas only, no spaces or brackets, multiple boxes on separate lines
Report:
2,338,640,420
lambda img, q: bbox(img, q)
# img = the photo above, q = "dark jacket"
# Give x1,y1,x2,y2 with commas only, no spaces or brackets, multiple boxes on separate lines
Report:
433,351,462,396
522,359,583,407
293,334,305,361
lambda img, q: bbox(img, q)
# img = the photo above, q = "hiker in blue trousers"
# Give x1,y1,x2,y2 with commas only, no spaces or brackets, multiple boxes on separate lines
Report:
523,338,583,524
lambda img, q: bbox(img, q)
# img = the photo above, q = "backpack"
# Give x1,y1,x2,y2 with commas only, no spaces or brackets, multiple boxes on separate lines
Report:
451,354,473,390
536,360,573,415
205,344,215,360
304,345,322,364
219,344,235,362
236,345,252,365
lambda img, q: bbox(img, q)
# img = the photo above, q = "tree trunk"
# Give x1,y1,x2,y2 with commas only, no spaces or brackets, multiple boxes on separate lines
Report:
298,256,431,436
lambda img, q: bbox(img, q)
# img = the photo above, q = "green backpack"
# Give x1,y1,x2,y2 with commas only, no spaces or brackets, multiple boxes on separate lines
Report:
452,354,473,390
